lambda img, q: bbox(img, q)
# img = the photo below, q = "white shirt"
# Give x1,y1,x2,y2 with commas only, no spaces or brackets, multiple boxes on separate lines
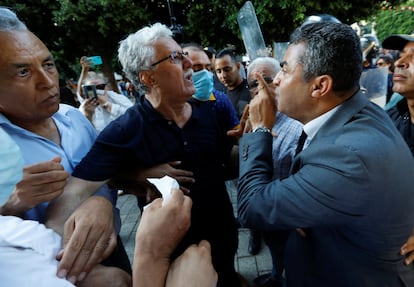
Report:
0,128,74,286
79,90,133,133
302,105,340,150
0,216,75,287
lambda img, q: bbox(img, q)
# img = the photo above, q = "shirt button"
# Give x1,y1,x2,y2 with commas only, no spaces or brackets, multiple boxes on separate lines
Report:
183,141,188,146
168,121,173,125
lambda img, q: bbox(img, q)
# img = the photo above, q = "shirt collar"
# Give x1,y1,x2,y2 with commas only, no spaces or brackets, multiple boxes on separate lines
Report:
303,105,340,142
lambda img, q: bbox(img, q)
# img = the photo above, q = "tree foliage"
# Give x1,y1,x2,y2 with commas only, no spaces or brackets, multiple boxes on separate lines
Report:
374,0,414,42
177,0,388,49
50,0,153,87
2,0,400,83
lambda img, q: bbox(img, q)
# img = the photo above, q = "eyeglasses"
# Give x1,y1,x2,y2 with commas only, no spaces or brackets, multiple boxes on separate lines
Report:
95,84,106,90
376,61,386,67
248,76,274,90
151,51,189,67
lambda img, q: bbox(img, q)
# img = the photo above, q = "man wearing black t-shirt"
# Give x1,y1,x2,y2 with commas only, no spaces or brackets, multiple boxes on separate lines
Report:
215,48,251,119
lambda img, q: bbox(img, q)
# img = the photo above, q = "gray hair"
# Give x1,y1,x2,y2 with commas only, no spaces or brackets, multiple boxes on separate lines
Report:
118,23,172,92
0,7,27,31
247,57,280,78
84,72,107,85
289,22,362,92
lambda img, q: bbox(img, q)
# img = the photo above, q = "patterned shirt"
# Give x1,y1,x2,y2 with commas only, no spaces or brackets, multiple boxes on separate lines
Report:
272,112,303,179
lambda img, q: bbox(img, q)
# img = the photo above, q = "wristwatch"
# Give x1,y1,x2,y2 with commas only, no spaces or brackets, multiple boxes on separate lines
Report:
252,126,271,133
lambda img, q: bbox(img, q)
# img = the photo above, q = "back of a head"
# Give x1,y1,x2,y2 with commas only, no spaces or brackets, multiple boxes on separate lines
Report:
118,22,172,88
0,6,27,31
247,57,280,78
290,22,362,92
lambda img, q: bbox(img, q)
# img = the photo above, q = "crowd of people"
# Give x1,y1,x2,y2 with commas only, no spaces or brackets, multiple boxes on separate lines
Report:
1,5,414,287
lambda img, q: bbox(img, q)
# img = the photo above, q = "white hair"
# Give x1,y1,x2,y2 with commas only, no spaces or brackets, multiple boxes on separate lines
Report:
247,56,280,78
118,23,172,91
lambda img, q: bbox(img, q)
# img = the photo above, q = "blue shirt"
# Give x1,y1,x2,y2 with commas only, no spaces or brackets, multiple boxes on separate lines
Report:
0,127,24,206
209,89,240,130
0,104,117,224
190,89,240,160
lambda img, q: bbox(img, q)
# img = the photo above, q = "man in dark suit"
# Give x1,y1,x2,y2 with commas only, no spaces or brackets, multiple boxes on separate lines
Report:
237,22,414,286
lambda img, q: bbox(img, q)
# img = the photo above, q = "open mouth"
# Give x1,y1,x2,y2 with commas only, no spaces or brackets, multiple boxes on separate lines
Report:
184,69,193,81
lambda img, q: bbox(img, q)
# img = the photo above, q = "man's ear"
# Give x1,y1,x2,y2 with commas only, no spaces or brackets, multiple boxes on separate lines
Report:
139,71,154,87
236,62,241,71
310,75,333,98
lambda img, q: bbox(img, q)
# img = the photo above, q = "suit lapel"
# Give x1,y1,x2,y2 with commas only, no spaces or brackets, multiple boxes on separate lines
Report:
290,90,369,175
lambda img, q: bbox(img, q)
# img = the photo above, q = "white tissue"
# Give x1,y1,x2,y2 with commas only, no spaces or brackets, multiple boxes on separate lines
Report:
147,175,179,206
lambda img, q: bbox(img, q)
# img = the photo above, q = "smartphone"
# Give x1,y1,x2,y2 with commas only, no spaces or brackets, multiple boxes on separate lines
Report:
86,56,102,66
82,84,98,100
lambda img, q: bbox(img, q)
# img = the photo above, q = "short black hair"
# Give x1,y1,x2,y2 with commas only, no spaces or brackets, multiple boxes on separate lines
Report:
290,22,362,92
377,53,395,72
216,48,237,62
203,46,216,59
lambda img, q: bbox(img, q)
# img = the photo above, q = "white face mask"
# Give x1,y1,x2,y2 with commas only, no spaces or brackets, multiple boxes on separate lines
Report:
192,69,214,101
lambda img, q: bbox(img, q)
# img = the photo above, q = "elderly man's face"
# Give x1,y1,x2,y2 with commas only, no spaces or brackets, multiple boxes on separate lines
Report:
149,37,195,100
247,63,277,98
0,30,59,124
393,42,414,99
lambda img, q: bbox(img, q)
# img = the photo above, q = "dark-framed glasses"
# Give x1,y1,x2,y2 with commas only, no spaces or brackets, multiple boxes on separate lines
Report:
248,76,274,90
95,83,106,90
151,51,189,67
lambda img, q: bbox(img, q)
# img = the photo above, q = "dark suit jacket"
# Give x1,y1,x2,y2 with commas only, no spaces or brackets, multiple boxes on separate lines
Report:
238,91,414,286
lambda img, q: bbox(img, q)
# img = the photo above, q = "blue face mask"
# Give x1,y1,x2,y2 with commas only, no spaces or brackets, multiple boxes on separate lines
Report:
192,69,214,101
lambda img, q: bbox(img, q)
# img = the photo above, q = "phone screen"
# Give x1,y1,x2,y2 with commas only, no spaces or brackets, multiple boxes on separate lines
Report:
86,56,102,66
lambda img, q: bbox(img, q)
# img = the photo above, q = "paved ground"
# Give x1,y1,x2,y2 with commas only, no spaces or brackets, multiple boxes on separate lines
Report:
116,180,273,286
